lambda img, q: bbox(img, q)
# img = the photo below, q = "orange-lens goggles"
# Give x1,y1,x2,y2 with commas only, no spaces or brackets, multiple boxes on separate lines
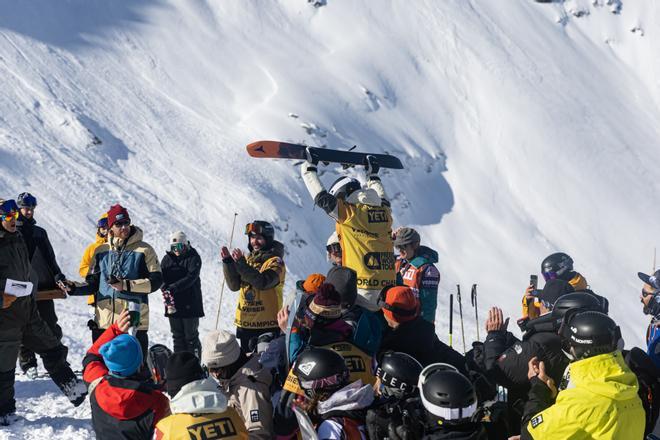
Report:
1,211,18,222
245,223,263,235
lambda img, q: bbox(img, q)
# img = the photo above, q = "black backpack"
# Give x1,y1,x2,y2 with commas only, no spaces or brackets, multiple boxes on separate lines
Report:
624,347,660,437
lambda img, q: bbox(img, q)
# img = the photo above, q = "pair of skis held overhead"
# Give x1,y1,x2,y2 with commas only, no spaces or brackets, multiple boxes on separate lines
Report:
246,140,480,354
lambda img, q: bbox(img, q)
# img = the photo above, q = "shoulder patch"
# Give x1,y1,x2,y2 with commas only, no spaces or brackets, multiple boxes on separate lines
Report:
531,414,543,428
250,409,260,422
514,343,523,354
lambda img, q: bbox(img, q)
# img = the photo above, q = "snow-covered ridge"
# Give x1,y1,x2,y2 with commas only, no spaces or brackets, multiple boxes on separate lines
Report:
1,1,659,437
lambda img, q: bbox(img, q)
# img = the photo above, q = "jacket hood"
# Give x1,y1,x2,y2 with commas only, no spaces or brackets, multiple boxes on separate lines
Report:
110,225,144,250
317,380,374,415
170,378,229,414
346,188,381,207
413,245,439,264
570,351,640,401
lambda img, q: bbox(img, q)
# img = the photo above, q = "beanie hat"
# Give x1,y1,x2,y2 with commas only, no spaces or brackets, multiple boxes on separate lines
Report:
537,279,575,306
296,273,326,294
202,330,241,369
393,227,421,247
99,334,143,377
170,231,189,245
307,284,342,319
165,351,205,397
325,266,358,308
380,286,420,324
107,204,130,228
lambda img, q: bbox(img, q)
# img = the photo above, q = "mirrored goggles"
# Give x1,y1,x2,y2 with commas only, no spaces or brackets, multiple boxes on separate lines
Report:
170,242,186,252
542,271,558,281
245,223,264,235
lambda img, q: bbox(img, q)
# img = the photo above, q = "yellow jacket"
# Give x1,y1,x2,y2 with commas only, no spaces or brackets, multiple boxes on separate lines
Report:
79,233,107,305
526,351,645,439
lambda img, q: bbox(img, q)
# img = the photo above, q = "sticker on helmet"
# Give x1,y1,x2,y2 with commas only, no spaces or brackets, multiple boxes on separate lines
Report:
298,361,317,376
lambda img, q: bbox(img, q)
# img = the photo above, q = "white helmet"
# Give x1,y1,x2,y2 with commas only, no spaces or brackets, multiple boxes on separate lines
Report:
170,231,189,245
326,231,339,247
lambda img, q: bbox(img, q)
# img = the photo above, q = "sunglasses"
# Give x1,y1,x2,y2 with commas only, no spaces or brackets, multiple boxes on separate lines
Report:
113,220,131,228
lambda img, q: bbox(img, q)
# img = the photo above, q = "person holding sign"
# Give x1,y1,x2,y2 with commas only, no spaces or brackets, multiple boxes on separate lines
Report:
0,199,87,426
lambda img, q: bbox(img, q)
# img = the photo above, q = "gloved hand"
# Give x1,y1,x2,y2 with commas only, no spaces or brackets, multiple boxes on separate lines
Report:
1,293,17,309
365,155,380,176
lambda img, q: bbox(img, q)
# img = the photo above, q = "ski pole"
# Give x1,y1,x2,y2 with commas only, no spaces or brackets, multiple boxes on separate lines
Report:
215,213,238,329
471,283,480,342
449,293,454,347
457,284,466,354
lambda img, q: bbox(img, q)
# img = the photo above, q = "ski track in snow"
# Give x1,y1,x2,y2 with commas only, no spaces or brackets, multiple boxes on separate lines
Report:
1,1,660,437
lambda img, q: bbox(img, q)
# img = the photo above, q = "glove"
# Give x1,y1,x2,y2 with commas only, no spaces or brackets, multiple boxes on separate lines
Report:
54,273,66,284
1,293,17,309
365,155,380,176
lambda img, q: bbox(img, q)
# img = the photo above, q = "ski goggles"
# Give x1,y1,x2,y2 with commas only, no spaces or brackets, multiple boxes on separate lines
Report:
542,271,558,281
170,242,186,252
298,370,349,394
326,243,341,254
245,222,265,235
0,200,19,222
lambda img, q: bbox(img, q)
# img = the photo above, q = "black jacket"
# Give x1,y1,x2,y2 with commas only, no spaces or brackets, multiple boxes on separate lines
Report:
17,216,62,290
160,247,204,318
379,317,467,373
483,315,568,429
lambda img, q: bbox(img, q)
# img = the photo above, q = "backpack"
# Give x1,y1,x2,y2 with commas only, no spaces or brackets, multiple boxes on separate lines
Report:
624,347,660,437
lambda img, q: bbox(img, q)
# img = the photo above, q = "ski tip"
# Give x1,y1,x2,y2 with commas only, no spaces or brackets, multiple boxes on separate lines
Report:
246,140,271,156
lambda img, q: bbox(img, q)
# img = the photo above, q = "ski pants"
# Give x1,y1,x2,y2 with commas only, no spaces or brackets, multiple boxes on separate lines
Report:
168,317,201,358
0,296,76,416
18,299,65,372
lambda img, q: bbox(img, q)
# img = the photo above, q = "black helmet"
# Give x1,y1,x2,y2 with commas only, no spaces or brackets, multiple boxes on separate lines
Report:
559,311,621,361
552,291,605,324
245,220,275,250
418,363,477,425
376,351,422,398
17,192,37,208
293,347,349,399
541,252,574,281
328,176,361,199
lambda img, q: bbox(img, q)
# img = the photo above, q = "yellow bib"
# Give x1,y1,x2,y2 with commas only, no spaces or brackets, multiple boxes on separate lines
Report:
234,256,285,330
155,408,248,440
337,200,395,290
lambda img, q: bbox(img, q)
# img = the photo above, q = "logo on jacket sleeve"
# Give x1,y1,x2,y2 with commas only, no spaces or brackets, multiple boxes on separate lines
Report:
530,414,543,428
250,410,260,422
366,209,388,223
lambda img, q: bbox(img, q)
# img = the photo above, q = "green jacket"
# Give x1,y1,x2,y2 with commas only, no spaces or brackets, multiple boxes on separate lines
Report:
525,351,645,439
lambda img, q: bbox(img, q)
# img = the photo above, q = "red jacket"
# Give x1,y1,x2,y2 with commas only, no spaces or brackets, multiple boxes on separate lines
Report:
82,324,170,440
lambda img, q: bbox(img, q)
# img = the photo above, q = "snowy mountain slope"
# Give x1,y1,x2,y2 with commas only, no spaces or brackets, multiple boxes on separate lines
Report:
0,0,659,437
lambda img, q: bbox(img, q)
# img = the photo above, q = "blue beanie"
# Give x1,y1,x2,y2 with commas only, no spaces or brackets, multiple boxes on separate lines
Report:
99,334,143,377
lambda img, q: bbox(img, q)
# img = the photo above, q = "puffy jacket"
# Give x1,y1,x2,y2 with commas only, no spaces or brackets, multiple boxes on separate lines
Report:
82,324,170,440
224,241,285,330
0,228,34,298
17,215,62,290
85,226,162,330
161,247,204,318
521,351,645,439
379,317,467,372
316,380,374,439
395,245,441,323
154,378,248,440
79,233,107,305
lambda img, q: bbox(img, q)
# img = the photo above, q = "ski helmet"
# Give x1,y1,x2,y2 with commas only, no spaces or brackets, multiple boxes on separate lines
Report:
418,363,478,425
17,192,37,208
541,252,574,281
147,344,173,387
328,176,361,199
245,220,275,250
293,347,349,399
376,351,423,398
0,199,19,218
551,291,605,326
559,310,621,361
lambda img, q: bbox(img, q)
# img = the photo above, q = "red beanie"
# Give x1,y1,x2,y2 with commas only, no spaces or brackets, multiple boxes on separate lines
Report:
107,204,130,228
382,286,420,324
